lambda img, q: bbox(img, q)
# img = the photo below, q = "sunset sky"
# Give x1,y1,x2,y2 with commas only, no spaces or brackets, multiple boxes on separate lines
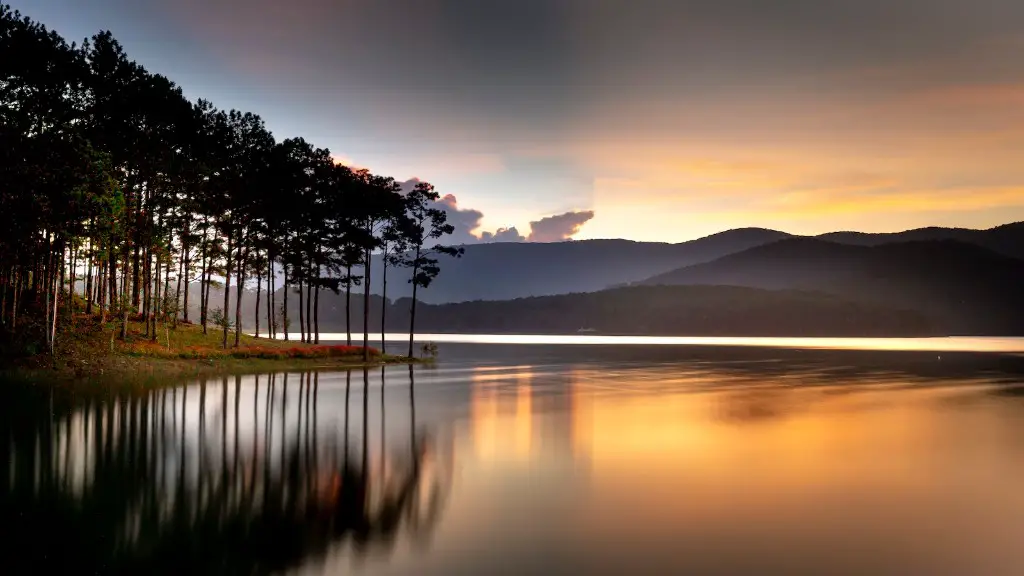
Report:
16,0,1024,242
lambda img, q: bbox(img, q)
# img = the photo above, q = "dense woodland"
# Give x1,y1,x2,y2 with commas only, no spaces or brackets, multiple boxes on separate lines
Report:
0,5,461,361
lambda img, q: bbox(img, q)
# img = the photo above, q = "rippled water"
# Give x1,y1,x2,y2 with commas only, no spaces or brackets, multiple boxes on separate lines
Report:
4,344,1024,575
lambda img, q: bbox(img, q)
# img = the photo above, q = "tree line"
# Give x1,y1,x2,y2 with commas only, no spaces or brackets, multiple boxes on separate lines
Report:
0,5,461,360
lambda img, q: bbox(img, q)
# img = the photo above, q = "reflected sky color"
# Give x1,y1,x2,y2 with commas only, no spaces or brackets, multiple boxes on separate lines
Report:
5,347,1024,573
12,0,1024,241
312,333,1024,353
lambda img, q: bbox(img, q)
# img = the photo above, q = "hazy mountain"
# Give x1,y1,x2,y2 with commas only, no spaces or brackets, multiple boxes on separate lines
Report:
642,238,1024,334
171,221,1024,336
364,221,1022,304
361,228,793,303
290,285,931,337
817,221,1024,259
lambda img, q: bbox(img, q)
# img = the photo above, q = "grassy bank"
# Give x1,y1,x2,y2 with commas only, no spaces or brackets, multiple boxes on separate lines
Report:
2,314,414,385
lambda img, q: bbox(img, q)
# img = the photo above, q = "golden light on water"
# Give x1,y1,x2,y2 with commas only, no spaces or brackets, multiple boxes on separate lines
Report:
310,333,1024,353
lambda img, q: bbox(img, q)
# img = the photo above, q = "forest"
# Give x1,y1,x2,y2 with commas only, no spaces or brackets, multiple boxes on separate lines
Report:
0,5,461,362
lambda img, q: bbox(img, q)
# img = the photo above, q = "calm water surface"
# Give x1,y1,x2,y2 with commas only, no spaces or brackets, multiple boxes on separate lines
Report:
4,343,1024,574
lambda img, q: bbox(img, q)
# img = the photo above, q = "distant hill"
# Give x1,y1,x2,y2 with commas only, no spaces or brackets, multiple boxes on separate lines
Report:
302,285,933,337
360,228,792,303
817,221,1024,259
642,238,1024,335
184,282,934,338
164,221,1024,336
363,221,1022,304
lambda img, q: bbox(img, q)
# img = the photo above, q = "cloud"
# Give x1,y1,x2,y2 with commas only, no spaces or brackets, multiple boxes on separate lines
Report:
479,227,526,242
398,178,591,244
527,211,596,242
433,193,488,245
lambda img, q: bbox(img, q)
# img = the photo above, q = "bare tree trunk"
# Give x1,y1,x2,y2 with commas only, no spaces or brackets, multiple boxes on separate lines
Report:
12,266,20,329
175,242,185,326
143,247,151,338
85,238,94,315
313,267,320,345
222,231,233,349
108,247,117,325
67,244,75,318
151,252,161,342
199,223,209,333
44,236,52,342
120,248,130,340
62,240,71,315
203,273,212,335
305,271,312,343
1,267,7,326
266,255,274,336
381,257,388,353
163,248,171,316
254,256,262,339
408,253,420,359
363,246,372,362
98,258,106,323
233,242,247,348
51,246,62,357
132,242,141,311
298,277,305,343
345,263,352,346
282,266,289,342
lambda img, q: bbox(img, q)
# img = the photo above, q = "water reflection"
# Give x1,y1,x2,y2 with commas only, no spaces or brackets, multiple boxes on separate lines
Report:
5,348,1024,574
0,368,450,574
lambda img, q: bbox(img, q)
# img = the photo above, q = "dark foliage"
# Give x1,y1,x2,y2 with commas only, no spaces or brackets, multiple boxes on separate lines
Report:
0,5,458,360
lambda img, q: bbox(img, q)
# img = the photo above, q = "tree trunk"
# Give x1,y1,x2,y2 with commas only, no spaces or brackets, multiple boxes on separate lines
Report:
85,239,94,315
58,243,67,317
363,247,371,362
234,243,247,348
151,252,160,342
203,273,212,335
109,246,117,324
345,263,352,346
44,250,52,346
175,242,185,326
305,273,312,344
98,258,106,323
182,243,190,323
222,231,233,349
67,245,75,318
298,277,305,343
408,253,420,359
381,257,388,353
132,243,141,310
254,257,262,339
1,267,7,326
11,267,20,329
120,248,130,340
143,247,151,338
282,266,289,341
268,257,275,338
51,247,62,357
313,267,320,345
199,224,209,333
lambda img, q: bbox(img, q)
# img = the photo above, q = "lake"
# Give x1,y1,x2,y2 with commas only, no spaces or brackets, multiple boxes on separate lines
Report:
4,341,1024,574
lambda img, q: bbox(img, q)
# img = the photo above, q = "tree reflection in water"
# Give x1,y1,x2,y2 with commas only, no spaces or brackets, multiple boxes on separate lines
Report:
0,367,450,574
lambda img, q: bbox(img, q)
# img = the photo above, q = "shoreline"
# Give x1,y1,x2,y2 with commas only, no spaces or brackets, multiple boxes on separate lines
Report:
1,354,422,387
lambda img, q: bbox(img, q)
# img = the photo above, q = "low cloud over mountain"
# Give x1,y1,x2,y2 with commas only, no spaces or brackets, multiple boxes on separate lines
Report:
527,210,596,242
401,178,593,244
